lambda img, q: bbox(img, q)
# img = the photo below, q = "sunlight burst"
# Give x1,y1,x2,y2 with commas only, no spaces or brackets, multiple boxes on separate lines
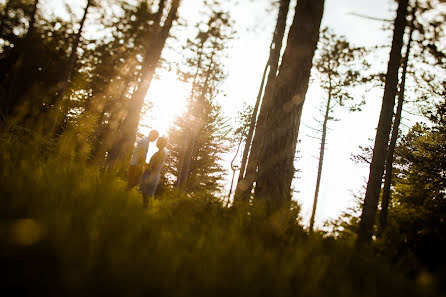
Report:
140,72,189,157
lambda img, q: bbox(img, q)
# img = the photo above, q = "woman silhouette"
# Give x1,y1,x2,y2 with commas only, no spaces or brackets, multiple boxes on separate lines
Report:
139,137,167,208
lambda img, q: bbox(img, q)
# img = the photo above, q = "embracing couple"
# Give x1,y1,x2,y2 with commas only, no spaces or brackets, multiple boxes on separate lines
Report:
127,130,167,208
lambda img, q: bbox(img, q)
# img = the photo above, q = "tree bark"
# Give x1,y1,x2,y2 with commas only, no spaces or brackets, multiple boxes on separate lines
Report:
357,0,409,246
229,136,244,199
48,0,92,134
176,44,204,187
379,3,416,233
236,62,268,185
179,129,196,189
309,90,332,233
234,0,291,202
105,0,180,169
51,0,92,107
255,0,325,212
5,0,39,116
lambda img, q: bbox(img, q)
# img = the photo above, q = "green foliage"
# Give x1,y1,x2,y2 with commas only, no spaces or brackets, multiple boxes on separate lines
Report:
232,102,254,143
0,132,437,297
163,102,231,195
333,99,446,287
0,4,76,121
378,100,446,276
163,5,234,194
312,27,369,113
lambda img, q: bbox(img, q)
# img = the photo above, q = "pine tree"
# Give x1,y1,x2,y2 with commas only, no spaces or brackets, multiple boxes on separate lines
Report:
228,103,253,200
380,0,446,231
49,0,94,134
309,28,368,233
234,0,291,202
77,1,162,163
173,6,233,191
164,103,230,196
379,3,417,232
105,0,181,169
255,0,325,213
0,1,82,125
357,0,409,246
1,0,40,118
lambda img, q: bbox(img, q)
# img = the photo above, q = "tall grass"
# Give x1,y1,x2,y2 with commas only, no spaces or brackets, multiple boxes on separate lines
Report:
0,131,438,297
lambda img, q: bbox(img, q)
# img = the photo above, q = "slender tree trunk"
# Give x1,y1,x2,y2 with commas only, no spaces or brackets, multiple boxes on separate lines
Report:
179,130,196,189
5,0,39,116
51,0,91,105
229,136,244,199
379,4,416,233
177,48,215,189
49,0,92,133
90,76,135,164
309,90,332,233
176,46,203,187
175,126,188,187
105,0,180,169
357,0,409,246
255,0,325,213
236,62,268,183
234,0,291,202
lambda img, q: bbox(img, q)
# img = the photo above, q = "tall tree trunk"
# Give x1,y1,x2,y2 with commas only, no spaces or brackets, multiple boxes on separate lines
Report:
254,0,325,212
105,0,180,169
51,0,91,104
179,129,196,189
357,0,409,246
379,3,416,233
236,62,268,184
176,45,204,187
5,0,39,116
49,0,92,133
229,136,244,198
177,46,215,189
309,89,332,233
234,0,291,202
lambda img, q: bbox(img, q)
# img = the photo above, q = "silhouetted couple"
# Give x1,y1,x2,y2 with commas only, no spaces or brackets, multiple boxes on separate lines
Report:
127,130,167,208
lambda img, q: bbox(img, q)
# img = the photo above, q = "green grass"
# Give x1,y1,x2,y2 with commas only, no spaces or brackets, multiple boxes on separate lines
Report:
0,132,440,297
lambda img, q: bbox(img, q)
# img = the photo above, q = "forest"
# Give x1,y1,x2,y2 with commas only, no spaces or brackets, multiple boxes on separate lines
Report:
0,0,445,296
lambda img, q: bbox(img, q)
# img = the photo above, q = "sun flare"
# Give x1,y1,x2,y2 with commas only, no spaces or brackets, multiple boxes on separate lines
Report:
140,72,189,157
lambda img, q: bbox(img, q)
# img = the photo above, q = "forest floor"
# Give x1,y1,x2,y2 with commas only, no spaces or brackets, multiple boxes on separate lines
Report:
0,132,443,297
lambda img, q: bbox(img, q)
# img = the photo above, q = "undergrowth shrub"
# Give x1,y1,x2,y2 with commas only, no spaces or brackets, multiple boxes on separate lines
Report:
0,132,437,297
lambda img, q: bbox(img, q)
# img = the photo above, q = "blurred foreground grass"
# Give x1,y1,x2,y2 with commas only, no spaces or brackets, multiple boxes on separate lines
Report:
0,131,440,297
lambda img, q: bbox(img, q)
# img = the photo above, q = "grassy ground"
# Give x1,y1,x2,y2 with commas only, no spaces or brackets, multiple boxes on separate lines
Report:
0,132,440,297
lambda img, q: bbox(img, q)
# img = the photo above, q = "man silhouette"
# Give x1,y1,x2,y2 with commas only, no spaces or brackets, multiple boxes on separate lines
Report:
127,130,159,190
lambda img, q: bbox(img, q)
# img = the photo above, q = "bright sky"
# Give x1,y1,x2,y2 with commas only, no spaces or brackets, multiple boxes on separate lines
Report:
141,0,398,229
39,0,428,228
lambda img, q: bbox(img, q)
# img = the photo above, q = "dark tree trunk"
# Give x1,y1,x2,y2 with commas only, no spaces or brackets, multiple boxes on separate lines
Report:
5,0,39,117
309,90,332,233
105,0,180,169
236,62,268,184
51,0,91,105
255,0,324,212
49,0,92,134
379,4,416,233
234,0,291,202
357,0,409,246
